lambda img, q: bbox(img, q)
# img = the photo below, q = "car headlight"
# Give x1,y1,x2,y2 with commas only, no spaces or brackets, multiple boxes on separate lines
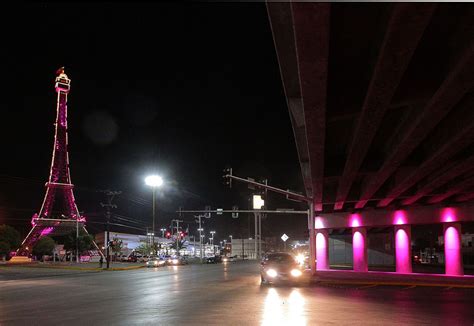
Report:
290,269,302,277
158,261,165,265
153,261,158,265
172,259,179,265
266,269,278,278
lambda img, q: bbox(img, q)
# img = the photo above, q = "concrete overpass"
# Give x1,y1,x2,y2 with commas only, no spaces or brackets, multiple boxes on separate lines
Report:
267,3,474,276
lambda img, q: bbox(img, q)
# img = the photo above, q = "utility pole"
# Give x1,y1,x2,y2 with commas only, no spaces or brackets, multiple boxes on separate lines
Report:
172,219,183,256
195,215,204,263
76,214,79,263
100,190,121,269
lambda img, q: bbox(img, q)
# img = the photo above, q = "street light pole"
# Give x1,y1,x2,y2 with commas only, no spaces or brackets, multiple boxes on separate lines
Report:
145,175,163,256
210,231,216,255
152,187,156,254
196,214,204,263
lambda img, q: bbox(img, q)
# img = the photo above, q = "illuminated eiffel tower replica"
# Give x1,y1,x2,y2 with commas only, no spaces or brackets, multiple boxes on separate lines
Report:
17,68,101,257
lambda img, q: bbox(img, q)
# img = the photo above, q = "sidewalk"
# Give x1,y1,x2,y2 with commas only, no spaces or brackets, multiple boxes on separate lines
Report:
313,269,474,288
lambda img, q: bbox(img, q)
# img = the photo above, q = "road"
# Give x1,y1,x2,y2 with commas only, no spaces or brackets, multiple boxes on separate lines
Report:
1,262,474,325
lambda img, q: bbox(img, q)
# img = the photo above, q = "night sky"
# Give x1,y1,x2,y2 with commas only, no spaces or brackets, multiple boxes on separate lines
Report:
2,3,307,242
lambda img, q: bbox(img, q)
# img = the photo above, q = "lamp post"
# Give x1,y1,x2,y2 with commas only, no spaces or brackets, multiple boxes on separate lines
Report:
198,227,204,262
145,175,163,255
210,231,216,255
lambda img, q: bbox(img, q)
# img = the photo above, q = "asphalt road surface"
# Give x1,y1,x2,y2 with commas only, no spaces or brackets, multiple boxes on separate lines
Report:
1,262,474,325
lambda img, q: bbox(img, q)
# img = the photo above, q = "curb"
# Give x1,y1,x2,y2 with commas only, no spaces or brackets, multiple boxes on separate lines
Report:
313,279,474,289
105,265,145,271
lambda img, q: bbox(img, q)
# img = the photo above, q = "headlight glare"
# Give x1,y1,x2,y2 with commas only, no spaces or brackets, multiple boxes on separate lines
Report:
291,269,302,277
266,269,278,278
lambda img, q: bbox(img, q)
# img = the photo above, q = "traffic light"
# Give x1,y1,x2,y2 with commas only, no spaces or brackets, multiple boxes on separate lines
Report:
232,205,238,218
165,231,171,239
205,205,211,219
223,167,232,188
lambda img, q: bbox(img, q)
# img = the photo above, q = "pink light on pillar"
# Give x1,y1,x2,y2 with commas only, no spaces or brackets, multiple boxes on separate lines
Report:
315,217,324,229
352,228,368,272
394,225,412,273
441,207,457,223
393,210,407,225
350,213,361,228
316,230,329,270
443,223,463,276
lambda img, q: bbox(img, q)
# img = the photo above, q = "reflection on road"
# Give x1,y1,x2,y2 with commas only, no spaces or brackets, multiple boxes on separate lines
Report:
262,288,306,326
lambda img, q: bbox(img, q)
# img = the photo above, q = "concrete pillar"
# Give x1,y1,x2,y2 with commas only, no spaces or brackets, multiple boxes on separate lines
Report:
316,230,329,270
443,223,463,276
394,225,412,273
352,227,368,272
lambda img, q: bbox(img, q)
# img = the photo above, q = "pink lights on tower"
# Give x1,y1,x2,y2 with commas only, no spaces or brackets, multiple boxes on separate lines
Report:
40,227,54,237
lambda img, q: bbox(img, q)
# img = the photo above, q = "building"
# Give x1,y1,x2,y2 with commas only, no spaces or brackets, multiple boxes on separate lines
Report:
231,238,265,260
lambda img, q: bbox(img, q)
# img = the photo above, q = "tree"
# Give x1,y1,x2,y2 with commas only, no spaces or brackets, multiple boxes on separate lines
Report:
0,225,21,251
110,237,123,260
32,236,55,260
0,241,10,261
135,242,158,256
63,230,93,254
170,239,186,254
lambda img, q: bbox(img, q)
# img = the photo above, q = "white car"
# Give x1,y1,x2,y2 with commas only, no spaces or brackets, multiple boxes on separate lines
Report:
222,256,237,263
146,257,166,267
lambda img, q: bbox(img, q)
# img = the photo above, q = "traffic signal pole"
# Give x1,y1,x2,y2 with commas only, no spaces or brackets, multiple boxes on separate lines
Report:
223,171,317,275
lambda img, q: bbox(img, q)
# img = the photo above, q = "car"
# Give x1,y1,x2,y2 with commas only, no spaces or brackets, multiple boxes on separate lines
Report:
260,252,307,285
146,257,167,267
206,255,222,264
168,256,188,266
222,255,237,263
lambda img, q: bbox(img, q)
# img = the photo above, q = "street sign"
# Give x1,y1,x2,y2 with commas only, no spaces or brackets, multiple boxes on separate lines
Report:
216,208,223,215
281,234,289,242
205,206,211,218
232,205,238,218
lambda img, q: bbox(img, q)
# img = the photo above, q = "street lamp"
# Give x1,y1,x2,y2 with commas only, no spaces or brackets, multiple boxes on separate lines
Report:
210,231,216,254
145,175,163,255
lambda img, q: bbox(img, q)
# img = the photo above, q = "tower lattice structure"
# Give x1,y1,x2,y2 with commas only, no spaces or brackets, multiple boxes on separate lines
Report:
18,69,98,255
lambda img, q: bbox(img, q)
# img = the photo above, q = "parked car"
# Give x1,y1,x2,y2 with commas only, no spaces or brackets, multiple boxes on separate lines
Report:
260,252,307,285
127,254,142,263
